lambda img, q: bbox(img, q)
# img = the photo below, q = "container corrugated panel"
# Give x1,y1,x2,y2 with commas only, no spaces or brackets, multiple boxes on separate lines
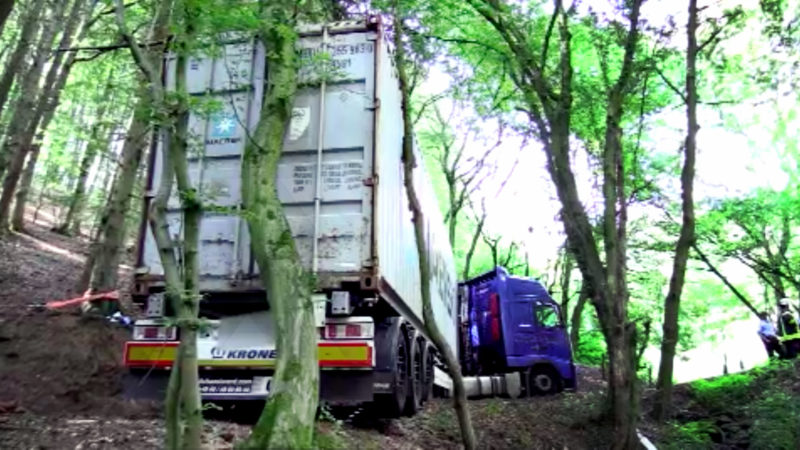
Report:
372,40,458,353
138,21,457,354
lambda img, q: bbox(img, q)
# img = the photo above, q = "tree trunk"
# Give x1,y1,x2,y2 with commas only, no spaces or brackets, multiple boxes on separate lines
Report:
57,93,112,235
239,4,318,448
464,0,644,445
0,0,66,230
0,0,44,130
462,204,486,279
168,8,202,447
147,120,187,450
570,281,589,351
558,247,574,323
0,0,16,36
393,9,476,450
86,0,171,293
653,0,699,421
10,143,39,230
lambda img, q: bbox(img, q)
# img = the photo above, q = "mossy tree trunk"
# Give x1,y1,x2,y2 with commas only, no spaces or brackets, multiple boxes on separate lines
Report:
114,0,202,447
392,8,477,450
239,3,319,449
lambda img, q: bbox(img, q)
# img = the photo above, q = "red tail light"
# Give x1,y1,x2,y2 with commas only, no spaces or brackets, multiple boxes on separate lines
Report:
489,293,499,316
345,324,361,337
143,327,159,339
491,317,501,341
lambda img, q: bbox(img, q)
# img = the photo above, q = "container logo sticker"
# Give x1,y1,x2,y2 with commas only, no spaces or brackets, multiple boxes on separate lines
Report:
211,113,237,138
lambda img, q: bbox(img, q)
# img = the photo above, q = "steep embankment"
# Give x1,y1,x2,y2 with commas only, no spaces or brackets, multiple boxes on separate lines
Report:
650,360,800,449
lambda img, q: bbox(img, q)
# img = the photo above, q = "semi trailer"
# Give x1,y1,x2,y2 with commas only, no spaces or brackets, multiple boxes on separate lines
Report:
122,17,575,416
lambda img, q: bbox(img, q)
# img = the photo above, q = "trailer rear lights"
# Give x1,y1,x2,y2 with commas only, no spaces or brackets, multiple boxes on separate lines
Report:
489,293,500,316
491,317,501,341
324,322,374,339
133,325,177,341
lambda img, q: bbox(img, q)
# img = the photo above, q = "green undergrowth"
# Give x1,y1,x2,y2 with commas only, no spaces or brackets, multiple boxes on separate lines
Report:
661,359,800,449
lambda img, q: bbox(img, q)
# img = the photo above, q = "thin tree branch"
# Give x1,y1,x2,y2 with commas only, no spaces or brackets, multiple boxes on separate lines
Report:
654,66,687,104
540,0,561,69
114,0,159,86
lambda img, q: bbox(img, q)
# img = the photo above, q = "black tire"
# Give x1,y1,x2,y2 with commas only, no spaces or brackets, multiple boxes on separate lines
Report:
404,333,423,415
420,341,434,404
375,327,409,418
528,366,561,395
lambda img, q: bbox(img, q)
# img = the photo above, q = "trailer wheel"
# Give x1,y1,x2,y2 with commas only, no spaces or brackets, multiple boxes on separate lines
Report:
528,366,560,395
404,334,423,415
375,327,409,417
420,341,434,404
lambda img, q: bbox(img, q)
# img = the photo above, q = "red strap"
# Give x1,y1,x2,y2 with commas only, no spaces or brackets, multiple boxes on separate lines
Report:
45,291,119,310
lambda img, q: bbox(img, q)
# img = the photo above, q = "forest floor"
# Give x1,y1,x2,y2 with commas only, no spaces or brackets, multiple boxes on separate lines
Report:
0,214,796,449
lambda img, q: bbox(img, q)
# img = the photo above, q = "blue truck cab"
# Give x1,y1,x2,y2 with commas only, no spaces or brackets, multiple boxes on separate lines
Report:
458,267,577,394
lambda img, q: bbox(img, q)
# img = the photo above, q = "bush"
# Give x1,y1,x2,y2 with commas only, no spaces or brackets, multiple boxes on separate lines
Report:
691,372,753,412
574,332,606,366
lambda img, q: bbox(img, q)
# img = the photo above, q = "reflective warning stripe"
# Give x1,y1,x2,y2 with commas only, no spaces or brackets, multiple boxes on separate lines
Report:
125,342,178,367
124,341,372,368
318,342,373,368
779,333,800,342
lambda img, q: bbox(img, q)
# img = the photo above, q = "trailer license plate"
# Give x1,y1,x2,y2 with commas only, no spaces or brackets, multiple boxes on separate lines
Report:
199,376,271,397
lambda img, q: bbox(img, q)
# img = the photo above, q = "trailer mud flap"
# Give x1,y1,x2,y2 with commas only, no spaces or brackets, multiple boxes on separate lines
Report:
320,371,374,405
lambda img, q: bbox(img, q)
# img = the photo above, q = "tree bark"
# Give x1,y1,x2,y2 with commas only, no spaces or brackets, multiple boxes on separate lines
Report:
570,281,589,351
558,247,574,323
0,0,15,36
57,92,112,235
239,4,318,448
168,5,202,447
393,9,476,450
0,0,67,230
10,143,39,230
0,0,44,131
653,0,699,421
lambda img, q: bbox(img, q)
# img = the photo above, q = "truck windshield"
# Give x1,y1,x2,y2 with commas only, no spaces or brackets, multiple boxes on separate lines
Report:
535,304,561,328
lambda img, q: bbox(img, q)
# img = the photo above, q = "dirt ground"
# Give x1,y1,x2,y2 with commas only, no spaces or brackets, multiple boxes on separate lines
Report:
0,217,619,449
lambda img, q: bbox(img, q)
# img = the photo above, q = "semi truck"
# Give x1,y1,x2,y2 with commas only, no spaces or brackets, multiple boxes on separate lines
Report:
122,17,575,416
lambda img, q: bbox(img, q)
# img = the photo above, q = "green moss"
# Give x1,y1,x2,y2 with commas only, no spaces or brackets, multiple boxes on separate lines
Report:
282,359,303,382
